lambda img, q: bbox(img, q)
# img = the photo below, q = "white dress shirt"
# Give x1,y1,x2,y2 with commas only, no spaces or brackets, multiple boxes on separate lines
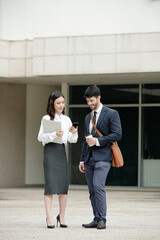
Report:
89,103,103,133
38,114,78,146
89,103,103,146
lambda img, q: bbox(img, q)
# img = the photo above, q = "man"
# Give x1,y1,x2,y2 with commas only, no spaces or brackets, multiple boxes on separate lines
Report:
79,85,122,230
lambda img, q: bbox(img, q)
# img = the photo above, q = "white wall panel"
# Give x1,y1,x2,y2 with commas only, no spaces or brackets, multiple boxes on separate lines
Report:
26,59,33,77
44,56,68,75
141,52,160,71
117,34,141,53
69,55,91,74
33,57,44,75
33,39,44,56
0,59,9,77
92,35,116,54
26,40,33,58
68,36,92,55
0,40,9,58
92,54,115,73
10,41,26,58
141,33,160,52
116,53,140,73
45,38,68,56
9,59,25,77
1,32,160,77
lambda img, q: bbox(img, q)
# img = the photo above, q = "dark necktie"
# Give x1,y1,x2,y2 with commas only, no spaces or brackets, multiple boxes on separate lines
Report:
91,111,97,135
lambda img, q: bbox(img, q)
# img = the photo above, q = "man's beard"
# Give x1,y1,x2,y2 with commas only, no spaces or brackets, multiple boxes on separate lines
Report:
90,100,99,110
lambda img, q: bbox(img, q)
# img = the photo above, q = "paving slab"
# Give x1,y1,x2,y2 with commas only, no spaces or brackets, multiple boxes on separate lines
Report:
0,188,160,240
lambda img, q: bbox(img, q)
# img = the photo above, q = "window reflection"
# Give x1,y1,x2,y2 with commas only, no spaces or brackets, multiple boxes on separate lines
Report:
69,84,139,104
142,84,160,103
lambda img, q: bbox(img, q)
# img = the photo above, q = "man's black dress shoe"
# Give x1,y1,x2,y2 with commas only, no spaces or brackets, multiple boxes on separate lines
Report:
97,220,106,229
82,220,98,228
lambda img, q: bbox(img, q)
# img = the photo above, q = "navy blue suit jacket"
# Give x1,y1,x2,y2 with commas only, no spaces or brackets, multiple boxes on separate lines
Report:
80,106,122,163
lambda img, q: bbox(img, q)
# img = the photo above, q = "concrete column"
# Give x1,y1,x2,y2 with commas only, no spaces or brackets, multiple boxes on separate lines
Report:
61,82,69,116
25,84,60,185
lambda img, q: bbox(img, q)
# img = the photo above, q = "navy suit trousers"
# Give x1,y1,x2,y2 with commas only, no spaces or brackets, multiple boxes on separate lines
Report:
84,157,111,221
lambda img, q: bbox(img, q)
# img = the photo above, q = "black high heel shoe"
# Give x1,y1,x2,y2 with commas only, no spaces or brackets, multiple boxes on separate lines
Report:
56,215,68,228
46,218,55,229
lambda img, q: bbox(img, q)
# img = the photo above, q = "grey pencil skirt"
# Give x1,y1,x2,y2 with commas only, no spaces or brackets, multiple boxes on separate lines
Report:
43,142,68,195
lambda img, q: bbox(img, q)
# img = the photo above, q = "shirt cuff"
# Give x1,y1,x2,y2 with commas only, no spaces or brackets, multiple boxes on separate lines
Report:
96,138,100,146
50,131,57,140
72,132,78,139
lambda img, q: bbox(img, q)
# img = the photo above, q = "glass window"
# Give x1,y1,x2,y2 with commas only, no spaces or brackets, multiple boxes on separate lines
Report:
142,84,160,103
69,107,90,184
107,107,138,186
100,84,139,104
69,84,139,104
69,86,87,104
142,107,160,159
69,107,138,186
69,83,160,188
142,107,160,187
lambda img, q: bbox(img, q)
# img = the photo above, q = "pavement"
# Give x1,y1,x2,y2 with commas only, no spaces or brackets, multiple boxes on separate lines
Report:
0,187,160,240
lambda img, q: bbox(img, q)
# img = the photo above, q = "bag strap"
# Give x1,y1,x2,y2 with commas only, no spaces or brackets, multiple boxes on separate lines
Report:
91,112,103,137
91,112,112,147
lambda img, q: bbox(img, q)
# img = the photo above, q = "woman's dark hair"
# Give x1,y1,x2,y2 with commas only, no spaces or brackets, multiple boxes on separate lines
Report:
84,85,101,98
46,91,65,119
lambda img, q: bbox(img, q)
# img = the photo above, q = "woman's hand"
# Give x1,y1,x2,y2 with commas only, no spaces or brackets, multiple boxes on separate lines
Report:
69,126,78,134
56,130,64,137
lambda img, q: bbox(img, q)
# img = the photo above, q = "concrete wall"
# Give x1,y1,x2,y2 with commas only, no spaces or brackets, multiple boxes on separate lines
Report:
0,82,26,187
25,84,60,185
0,82,60,186
0,32,160,78
0,0,160,40
0,39,32,78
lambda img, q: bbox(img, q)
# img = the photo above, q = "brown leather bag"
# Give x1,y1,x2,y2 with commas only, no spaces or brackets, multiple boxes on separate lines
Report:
91,112,124,168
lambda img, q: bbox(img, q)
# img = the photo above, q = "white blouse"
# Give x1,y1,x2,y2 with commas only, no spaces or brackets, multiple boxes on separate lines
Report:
38,114,78,146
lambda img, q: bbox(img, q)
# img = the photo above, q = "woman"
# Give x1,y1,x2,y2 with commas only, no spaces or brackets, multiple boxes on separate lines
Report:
38,91,78,229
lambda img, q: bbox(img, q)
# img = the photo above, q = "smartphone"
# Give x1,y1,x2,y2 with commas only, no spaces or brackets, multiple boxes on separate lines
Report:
72,122,79,128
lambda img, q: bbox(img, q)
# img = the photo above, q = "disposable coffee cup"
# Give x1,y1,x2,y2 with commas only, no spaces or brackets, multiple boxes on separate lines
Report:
85,134,93,146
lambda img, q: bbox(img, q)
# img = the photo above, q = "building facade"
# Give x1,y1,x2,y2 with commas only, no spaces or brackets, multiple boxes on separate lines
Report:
0,0,160,188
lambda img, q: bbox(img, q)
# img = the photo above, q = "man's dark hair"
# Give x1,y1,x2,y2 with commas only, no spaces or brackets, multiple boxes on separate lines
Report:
84,85,101,98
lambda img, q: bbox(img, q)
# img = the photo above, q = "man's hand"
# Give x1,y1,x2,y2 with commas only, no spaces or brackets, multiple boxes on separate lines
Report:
79,162,85,173
86,137,97,146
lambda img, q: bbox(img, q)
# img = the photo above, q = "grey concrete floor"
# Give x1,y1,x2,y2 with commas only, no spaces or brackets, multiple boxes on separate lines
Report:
0,188,160,240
